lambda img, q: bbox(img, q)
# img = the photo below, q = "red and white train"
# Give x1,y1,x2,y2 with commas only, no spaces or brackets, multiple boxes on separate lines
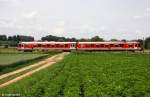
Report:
18,41,142,52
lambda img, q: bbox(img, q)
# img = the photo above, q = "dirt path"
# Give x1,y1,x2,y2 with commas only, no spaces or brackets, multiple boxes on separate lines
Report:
0,52,69,88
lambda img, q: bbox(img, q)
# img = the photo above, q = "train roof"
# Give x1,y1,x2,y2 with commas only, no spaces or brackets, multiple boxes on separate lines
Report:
20,41,76,44
78,41,140,44
20,41,140,44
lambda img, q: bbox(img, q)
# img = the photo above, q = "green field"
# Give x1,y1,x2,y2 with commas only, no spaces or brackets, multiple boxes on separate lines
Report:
0,48,18,53
0,53,48,66
0,52,150,97
0,53,49,75
0,48,60,75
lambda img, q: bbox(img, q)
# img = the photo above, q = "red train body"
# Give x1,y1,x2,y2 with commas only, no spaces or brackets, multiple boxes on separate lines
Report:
17,41,142,52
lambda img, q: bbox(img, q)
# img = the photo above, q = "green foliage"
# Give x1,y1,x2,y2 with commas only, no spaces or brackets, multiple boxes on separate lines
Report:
0,53,50,75
0,53,150,97
41,35,77,42
91,36,104,42
0,35,7,41
145,37,150,49
110,39,119,41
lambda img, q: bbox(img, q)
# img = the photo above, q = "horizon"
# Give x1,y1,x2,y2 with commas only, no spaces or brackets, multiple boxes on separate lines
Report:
0,34,146,41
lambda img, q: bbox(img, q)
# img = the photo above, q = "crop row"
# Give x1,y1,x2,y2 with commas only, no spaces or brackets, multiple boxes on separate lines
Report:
0,52,150,97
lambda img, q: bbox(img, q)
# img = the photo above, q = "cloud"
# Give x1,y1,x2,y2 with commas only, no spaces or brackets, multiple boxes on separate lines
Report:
146,8,150,11
0,0,18,3
81,24,95,32
99,26,106,31
133,7,150,19
0,18,16,28
52,20,65,34
23,11,38,19
0,0,20,5
133,15,143,19
144,12,150,16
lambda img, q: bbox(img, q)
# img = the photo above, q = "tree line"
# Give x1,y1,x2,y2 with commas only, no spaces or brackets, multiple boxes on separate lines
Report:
0,35,34,42
0,34,150,49
0,35,34,47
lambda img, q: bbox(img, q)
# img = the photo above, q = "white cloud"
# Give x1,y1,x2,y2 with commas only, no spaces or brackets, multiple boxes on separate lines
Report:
52,27,65,33
144,12,150,16
81,24,95,32
99,26,106,31
133,7,150,19
23,11,38,19
0,0,18,2
133,15,143,19
52,20,65,34
146,8,150,11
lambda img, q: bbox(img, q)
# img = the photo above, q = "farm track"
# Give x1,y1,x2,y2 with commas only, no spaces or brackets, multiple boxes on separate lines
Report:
0,52,69,88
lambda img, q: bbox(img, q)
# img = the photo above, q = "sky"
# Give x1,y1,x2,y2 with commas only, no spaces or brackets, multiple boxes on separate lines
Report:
0,0,150,40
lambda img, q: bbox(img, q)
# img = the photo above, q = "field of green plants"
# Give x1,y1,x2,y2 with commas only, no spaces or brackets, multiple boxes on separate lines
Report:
0,48,60,75
0,53,48,66
0,53,49,74
0,52,150,97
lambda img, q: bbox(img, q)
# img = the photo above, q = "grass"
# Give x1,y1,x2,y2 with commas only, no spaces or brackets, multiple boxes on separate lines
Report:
0,52,150,97
0,47,60,75
0,54,49,75
0,53,47,66
0,59,48,85
0,48,18,53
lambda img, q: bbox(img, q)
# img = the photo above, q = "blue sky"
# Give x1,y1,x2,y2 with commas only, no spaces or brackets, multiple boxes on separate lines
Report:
0,0,150,40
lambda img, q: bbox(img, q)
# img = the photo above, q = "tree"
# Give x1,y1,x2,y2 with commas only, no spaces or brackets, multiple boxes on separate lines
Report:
41,35,77,42
0,35,7,41
17,35,34,42
8,36,13,41
79,38,86,42
58,39,65,42
145,37,150,49
121,39,127,42
91,36,104,42
110,39,118,41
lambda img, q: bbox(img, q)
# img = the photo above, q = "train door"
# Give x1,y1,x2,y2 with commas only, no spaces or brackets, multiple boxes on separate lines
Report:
70,43,75,49
21,43,24,49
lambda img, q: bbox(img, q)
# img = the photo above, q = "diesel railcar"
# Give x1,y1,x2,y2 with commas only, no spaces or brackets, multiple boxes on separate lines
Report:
18,41,142,52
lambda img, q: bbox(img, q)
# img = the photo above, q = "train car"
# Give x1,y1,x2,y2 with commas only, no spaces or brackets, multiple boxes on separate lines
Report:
77,42,142,51
18,42,76,51
18,41,142,52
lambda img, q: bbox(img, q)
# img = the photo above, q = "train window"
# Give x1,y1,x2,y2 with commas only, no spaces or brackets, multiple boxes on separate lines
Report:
110,44,114,47
60,44,64,48
135,44,138,47
138,44,141,47
51,44,55,48
128,44,132,48
91,44,95,48
120,44,124,47
33,44,37,47
105,44,109,48
18,44,21,47
86,44,91,48
100,44,104,47
42,44,45,47
56,44,59,47
65,44,68,48
96,44,99,48
114,44,119,47
47,44,50,47
26,44,29,48
81,44,84,48
71,44,74,47
38,44,41,47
